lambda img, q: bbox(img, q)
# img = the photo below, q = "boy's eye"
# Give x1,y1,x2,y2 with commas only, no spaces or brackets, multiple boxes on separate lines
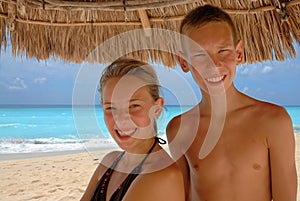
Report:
219,49,229,54
129,104,140,109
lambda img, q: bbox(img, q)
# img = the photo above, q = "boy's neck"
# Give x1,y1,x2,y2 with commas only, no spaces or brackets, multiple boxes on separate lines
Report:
199,84,246,115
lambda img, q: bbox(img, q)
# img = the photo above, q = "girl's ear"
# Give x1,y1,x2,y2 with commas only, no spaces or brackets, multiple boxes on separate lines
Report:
235,40,244,65
152,98,164,118
177,51,190,73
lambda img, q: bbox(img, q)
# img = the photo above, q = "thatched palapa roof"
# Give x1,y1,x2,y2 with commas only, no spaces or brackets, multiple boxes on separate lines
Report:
0,0,299,67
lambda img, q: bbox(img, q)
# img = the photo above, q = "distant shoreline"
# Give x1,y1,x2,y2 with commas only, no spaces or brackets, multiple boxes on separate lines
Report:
1,104,300,107
1,134,299,162
0,146,118,162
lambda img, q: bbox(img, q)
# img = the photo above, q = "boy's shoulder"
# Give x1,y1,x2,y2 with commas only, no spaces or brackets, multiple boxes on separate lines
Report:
167,105,199,128
249,99,294,144
173,105,200,119
245,98,288,117
166,105,201,142
243,98,291,129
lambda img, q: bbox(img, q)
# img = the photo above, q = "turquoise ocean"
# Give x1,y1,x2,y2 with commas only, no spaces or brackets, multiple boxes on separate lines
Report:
0,105,299,154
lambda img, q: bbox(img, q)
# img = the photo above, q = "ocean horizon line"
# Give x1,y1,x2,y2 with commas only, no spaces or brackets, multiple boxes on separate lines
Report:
1,104,300,108
0,104,196,108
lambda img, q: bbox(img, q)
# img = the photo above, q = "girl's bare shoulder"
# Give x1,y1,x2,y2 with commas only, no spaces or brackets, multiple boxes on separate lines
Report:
126,162,184,201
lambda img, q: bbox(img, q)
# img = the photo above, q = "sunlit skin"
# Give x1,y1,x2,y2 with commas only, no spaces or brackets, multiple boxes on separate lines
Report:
167,22,297,201
102,76,161,154
81,75,185,201
180,22,239,97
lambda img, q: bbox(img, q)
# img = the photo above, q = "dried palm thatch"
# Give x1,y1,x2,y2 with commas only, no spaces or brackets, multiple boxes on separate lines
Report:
0,0,299,67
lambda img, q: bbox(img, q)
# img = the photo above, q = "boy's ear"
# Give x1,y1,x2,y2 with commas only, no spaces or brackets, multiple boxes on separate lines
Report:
177,51,190,73
235,40,244,65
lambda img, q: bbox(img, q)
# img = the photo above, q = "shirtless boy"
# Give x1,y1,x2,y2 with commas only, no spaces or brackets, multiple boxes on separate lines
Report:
167,5,297,201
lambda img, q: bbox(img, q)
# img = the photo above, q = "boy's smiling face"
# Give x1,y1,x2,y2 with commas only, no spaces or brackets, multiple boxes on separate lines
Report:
180,22,243,95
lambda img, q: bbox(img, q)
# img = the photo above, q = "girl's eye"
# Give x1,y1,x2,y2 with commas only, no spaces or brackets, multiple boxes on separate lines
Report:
192,53,207,57
104,106,115,111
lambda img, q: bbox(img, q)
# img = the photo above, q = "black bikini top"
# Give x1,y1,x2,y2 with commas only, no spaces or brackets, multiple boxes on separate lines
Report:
91,137,164,201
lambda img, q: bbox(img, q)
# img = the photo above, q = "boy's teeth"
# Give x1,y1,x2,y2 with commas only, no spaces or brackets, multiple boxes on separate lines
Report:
206,75,224,83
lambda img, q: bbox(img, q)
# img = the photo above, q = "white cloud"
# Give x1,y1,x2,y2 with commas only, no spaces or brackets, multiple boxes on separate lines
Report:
238,65,258,75
239,67,250,75
8,77,27,90
33,77,47,84
261,66,273,74
238,64,274,76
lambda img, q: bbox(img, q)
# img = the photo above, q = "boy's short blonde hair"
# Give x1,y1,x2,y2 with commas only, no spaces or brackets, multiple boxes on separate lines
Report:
180,4,238,44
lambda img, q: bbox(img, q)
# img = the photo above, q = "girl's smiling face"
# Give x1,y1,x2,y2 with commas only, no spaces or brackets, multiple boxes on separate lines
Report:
101,76,163,153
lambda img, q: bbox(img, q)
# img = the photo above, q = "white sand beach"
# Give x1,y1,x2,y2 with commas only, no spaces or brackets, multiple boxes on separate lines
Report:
0,150,103,201
1,136,300,201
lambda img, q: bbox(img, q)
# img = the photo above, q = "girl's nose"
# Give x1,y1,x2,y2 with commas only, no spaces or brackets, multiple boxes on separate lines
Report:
113,109,131,126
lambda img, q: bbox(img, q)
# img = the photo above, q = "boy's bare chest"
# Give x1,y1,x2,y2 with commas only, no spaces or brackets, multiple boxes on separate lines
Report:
185,117,269,181
184,123,271,200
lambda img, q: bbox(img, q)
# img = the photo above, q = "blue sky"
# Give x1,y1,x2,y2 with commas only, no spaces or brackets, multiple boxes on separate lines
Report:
0,43,299,106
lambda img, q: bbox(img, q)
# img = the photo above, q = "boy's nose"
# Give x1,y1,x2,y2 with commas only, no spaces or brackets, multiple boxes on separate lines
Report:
208,54,221,68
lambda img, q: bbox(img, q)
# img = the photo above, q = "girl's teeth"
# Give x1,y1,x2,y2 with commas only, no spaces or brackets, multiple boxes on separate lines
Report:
206,75,224,83
117,129,135,136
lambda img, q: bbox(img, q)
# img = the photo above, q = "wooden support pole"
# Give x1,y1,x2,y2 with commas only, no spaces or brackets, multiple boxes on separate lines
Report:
138,9,151,37
7,3,16,32
17,0,26,18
